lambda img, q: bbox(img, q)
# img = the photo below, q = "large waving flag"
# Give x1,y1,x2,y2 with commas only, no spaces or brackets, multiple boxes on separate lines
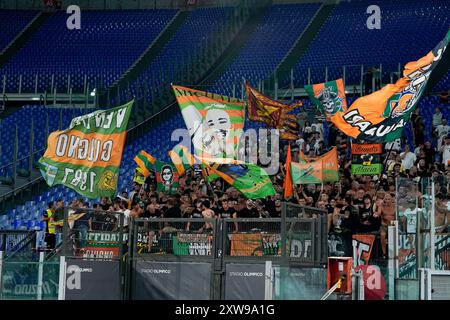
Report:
245,82,302,140
205,162,276,199
299,147,339,182
134,150,156,177
172,85,245,161
168,145,195,176
306,30,450,142
39,101,133,198
305,78,348,119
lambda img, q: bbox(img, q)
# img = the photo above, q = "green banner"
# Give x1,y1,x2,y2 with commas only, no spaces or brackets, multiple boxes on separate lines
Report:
351,164,383,175
38,101,133,198
210,163,276,199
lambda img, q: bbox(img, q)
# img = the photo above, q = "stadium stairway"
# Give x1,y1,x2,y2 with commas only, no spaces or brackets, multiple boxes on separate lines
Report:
110,2,269,129
103,10,192,113
285,0,450,88
270,2,336,88
196,3,272,87
0,11,53,68
429,40,450,93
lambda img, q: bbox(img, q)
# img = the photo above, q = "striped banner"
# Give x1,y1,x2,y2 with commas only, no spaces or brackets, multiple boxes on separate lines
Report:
39,101,133,198
172,85,245,162
134,150,156,177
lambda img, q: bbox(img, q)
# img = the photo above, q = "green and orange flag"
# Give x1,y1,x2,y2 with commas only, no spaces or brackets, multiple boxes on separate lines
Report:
204,162,276,200
134,150,156,177
172,85,245,162
155,161,179,194
291,161,323,185
298,147,339,182
305,78,348,119
168,144,195,176
306,29,450,142
39,101,133,198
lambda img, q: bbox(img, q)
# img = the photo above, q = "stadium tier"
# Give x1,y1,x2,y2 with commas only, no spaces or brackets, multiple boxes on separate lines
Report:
0,106,96,177
212,3,321,97
0,9,177,93
288,0,450,87
118,7,236,105
0,10,38,52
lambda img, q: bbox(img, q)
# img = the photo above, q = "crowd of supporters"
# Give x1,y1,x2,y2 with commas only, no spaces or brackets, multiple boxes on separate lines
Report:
42,106,450,257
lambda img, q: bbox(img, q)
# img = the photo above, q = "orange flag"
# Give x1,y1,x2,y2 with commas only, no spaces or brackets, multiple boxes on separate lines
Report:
284,144,293,199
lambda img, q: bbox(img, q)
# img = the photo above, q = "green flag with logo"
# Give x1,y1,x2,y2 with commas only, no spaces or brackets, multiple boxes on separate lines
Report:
38,101,133,198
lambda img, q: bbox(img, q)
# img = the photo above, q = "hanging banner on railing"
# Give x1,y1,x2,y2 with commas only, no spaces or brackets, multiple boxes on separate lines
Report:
172,233,213,256
352,234,376,265
229,233,312,258
0,232,29,254
77,231,127,259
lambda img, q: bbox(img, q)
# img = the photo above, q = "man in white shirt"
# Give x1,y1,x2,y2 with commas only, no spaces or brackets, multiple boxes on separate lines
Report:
436,119,450,137
311,122,324,140
441,136,450,166
433,107,443,127
400,145,417,170
295,134,305,152
435,119,450,149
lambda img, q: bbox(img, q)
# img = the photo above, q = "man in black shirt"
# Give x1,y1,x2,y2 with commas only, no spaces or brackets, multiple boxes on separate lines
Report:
217,200,236,219
237,200,260,218
270,200,282,218
162,199,180,218
73,202,91,251
143,203,162,219
100,197,111,211
163,198,183,230
237,200,260,232
353,188,365,209
340,196,360,256
186,199,204,232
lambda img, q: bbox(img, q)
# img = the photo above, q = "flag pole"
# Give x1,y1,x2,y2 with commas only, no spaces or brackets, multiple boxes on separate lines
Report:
372,141,395,199
201,163,218,201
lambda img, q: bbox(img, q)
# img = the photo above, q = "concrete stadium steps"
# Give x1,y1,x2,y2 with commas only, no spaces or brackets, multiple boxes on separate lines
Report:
0,11,52,68
196,4,272,87
103,10,191,105
271,3,336,87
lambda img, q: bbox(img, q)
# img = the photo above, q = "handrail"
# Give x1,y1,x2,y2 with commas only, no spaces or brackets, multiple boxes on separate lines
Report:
3,230,37,260
44,242,62,261
0,175,43,201
0,148,45,172
399,232,450,277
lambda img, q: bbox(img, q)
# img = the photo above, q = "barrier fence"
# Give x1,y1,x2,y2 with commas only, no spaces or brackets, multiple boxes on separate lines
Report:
6,198,450,300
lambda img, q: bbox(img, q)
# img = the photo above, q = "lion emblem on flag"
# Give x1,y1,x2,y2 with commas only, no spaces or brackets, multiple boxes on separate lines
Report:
98,170,117,191
317,87,344,116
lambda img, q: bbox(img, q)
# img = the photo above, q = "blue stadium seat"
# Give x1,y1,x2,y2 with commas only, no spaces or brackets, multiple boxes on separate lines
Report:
0,10,177,93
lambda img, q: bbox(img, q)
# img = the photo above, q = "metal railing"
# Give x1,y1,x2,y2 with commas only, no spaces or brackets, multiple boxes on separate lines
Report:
130,216,328,266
